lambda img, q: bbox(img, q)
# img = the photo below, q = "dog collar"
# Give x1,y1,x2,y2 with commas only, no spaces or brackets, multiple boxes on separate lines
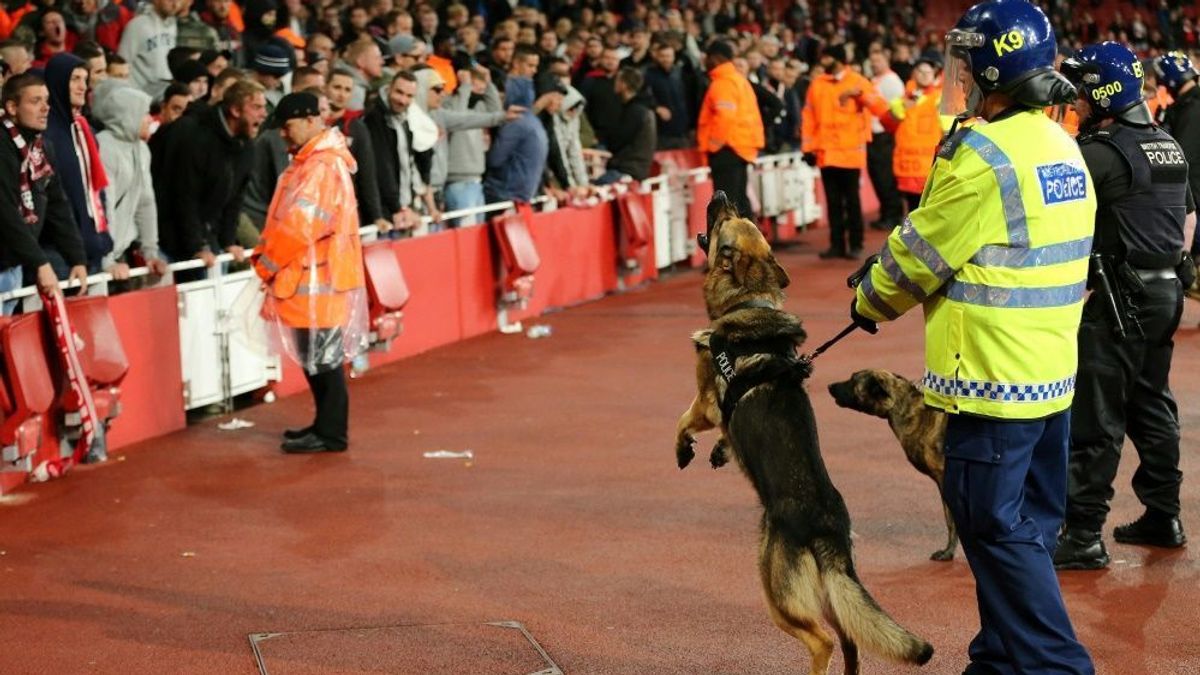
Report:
720,298,778,317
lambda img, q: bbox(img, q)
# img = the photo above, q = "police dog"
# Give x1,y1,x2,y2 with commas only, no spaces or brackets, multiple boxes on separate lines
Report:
675,192,933,675
828,370,956,561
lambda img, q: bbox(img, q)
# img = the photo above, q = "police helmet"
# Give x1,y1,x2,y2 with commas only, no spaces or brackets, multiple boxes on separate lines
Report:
1153,51,1197,95
1061,42,1153,126
946,0,1076,108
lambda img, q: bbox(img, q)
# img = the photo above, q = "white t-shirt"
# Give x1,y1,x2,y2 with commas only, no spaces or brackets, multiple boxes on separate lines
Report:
871,71,904,134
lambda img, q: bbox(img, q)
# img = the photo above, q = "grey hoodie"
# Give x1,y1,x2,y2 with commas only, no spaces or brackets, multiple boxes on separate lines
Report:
117,3,177,99
92,79,160,268
555,86,589,188
423,73,506,188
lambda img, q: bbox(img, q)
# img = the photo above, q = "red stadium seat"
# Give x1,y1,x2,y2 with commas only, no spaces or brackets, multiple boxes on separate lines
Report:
492,204,540,306
616,191,652,272
60,296,126,433
362,243,410,350
0,315,54,473
65,296,129,387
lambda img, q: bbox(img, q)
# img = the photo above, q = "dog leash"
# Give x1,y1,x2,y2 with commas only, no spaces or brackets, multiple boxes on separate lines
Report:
801,254,880,362
801,322,860,363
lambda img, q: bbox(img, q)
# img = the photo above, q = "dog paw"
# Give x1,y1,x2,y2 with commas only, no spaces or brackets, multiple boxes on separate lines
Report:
676,437,696,469
930,548,955,562
709,440,730,469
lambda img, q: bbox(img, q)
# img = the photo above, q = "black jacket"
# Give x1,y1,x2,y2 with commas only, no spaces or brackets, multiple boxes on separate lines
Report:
156,105,254,259
1163,87,1200,208
361,99,431,216
580,72,621,146
0,131,86,271
606,97,657,180
334,114,386,224
643,62,691,142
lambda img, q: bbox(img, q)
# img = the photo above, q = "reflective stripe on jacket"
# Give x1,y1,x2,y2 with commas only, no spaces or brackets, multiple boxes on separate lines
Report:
697,62,764,163
855,109,1097,419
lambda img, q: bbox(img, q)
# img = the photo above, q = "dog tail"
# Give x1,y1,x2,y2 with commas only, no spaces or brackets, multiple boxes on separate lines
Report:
824,565,934,666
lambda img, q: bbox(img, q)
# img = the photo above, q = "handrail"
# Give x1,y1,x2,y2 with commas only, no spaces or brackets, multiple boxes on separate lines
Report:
0,194,548,304
0,151,797,305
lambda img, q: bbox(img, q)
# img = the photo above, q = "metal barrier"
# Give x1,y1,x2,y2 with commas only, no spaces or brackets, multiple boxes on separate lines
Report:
0,151,817,413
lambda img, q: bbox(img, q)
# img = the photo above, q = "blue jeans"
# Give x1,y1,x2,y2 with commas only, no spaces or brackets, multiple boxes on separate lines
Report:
444,179,486,226
943,412,1095,675
0,265,22,315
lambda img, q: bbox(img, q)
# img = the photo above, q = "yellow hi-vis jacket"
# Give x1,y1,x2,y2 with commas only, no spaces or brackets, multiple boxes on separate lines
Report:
855,109,1097,420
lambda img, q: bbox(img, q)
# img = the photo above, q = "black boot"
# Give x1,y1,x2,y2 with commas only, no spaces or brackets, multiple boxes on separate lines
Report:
1113,510,1187,548
818,247,846,259
1053,528,1110,570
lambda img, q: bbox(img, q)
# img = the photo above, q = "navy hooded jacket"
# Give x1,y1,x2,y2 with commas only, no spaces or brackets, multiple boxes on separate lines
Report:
45,53,112,269
485,76,547,203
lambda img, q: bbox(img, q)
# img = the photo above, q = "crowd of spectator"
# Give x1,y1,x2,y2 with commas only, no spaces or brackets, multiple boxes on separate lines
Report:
0,0,1198,308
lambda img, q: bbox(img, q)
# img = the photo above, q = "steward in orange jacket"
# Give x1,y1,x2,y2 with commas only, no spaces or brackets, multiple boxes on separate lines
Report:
801,61,890,169
890,58,949,206
252,93,367,453
697,40,763,218
803,43,889,259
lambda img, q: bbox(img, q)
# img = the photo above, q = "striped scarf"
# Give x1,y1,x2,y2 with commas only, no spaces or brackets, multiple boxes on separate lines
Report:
2,115,54,224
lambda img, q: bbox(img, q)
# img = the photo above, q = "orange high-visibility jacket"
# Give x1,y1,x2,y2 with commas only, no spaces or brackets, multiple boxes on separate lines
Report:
254,128,366,329
1148,86,1174,121
427,55,459,94
1044,104,1079,137
697,61,764,163
892,81,944,194
0,3,33,39
801,69,889,169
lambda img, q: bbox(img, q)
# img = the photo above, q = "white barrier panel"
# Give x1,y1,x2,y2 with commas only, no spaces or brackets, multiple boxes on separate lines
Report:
668,173,691,265
759,159,781,218
177,269,279,410
798,162,822,226
652,186,673,270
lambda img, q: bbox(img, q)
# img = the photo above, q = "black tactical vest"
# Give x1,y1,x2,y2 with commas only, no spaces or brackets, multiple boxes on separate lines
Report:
1082,123,1188,268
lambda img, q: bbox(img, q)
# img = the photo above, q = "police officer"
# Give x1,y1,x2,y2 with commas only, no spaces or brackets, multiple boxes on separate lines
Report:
848,1,1096,672
1154,53,1200,219
1052,43,1193,570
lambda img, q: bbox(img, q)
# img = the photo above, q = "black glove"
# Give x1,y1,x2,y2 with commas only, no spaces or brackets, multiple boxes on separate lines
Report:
846,253,879,289
802,152,817,167
850,297,879,334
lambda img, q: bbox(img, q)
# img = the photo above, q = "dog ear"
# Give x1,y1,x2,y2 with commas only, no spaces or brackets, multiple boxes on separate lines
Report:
771,256,790,289
866,376,890,403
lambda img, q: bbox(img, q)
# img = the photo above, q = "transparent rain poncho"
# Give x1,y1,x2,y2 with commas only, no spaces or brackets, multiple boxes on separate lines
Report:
248,127,369,374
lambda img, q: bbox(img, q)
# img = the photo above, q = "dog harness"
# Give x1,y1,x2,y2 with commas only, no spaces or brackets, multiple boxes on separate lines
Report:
708,300,810,423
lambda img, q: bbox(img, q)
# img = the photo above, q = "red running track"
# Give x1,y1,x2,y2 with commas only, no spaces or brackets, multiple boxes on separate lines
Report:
1,227,1198,674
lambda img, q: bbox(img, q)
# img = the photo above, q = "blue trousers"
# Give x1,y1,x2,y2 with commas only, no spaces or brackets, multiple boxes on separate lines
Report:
943,412,1094,675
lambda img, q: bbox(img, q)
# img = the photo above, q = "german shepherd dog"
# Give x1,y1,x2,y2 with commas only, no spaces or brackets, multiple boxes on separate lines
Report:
828,370,956,561
675,192,933,674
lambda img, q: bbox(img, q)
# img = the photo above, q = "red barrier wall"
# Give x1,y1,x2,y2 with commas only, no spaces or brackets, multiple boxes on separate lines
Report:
0,182,712,494
105,286,186,447
0,285,186,494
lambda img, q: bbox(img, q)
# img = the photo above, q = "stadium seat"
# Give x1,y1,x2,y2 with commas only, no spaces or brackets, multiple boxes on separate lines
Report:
362,243,411,351
61,296,128,431
616,190,652,272
0,315,54,473
492,204,541,306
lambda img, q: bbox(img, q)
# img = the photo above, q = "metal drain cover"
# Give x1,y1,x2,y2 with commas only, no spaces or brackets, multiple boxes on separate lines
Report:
249,620,562,675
